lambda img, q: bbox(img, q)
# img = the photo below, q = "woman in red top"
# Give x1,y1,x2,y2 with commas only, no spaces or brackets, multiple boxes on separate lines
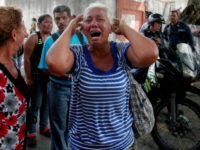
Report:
0,6,30,150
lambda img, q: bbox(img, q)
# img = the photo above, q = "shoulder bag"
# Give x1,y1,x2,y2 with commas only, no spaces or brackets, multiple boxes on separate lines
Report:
115,42,155,137
128,70,155,137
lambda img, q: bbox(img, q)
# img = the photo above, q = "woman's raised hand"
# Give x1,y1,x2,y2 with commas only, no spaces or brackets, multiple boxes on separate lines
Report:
111,18,126,35
69,14,83,34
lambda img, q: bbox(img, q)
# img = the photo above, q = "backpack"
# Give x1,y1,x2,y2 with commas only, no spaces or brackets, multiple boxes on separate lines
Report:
51,32,84,44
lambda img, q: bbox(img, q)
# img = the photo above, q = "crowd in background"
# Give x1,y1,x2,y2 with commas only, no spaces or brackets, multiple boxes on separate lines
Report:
0,2,200,150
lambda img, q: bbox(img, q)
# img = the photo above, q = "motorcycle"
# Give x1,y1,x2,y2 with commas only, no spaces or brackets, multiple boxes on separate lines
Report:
132,55,200,150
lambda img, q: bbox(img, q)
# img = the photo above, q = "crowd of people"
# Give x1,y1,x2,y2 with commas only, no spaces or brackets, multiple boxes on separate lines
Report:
0,2,199,150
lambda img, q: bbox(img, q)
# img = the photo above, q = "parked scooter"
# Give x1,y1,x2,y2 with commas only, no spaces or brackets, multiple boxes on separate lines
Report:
132,54,200,150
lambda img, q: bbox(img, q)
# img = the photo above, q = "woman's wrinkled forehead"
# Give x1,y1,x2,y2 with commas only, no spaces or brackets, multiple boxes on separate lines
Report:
83,7,111,23
84,8,105,18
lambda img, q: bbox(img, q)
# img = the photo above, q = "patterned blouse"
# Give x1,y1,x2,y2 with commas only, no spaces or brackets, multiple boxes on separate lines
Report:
0,63,30,150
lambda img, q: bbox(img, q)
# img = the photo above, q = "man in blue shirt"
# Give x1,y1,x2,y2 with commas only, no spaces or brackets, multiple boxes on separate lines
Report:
38,5,87,150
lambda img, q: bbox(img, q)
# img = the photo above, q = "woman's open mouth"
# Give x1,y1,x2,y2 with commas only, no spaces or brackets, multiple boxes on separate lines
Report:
90,32,101,41
91,32,101,37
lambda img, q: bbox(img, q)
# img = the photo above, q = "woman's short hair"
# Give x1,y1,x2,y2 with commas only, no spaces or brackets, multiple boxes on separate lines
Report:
0,6,22,45
83,2,112,23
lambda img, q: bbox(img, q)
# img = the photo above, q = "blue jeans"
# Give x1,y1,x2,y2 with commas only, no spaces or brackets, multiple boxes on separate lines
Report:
48,80,71,150
28,74,49,134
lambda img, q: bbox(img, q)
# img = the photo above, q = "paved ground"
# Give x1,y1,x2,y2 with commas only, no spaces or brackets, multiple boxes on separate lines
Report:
26,131,51,150
26,81,200,150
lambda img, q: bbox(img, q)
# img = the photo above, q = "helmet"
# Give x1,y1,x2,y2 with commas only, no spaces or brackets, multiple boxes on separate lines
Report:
148,13,165,24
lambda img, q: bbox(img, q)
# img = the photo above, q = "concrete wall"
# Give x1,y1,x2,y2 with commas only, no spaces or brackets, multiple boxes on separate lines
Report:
4,0,116,32
146,0,189,23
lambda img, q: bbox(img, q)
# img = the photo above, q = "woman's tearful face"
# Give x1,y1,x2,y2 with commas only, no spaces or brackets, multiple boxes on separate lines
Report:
82,7,112,45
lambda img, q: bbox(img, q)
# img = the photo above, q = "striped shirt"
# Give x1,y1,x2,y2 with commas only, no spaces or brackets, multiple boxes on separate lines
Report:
69,42,134,150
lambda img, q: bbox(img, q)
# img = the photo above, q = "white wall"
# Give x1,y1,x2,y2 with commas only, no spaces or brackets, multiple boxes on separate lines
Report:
5,0,116,33
146,0,189,23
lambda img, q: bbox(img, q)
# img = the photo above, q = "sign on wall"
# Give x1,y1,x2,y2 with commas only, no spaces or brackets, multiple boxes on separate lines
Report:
122,14,136,29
